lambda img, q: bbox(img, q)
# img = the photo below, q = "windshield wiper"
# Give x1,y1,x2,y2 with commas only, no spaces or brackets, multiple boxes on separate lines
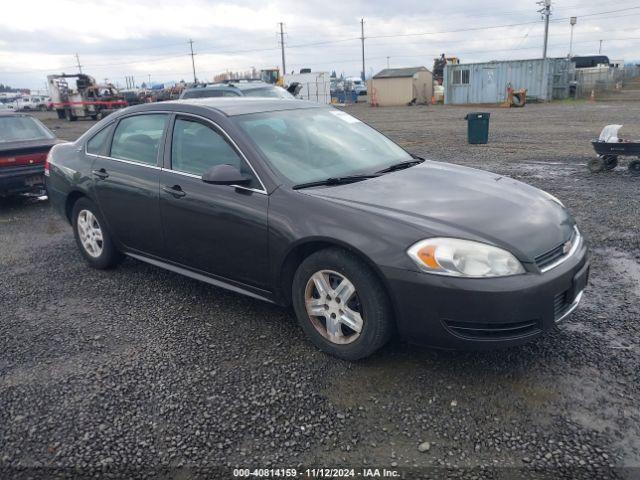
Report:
375,158,425,174
292,174,379,190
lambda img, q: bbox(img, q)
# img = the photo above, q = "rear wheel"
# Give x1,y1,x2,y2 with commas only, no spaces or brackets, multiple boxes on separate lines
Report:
629,160,640,176
72,198,122,269
292,248,393,360
588,157,605,173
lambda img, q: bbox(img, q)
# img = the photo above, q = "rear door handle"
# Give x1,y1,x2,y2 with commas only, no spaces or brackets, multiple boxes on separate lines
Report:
92,168,109,180
162,185,186,198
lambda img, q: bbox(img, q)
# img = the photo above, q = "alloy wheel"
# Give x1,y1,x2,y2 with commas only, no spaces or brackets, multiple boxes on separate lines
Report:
77,210,104,258
304,270,364,345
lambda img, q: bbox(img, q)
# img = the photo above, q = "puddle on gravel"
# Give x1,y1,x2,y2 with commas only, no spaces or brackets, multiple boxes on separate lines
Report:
507,162,581,180
601,248,640,295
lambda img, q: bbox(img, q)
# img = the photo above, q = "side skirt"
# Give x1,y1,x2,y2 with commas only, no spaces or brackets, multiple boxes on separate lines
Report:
125,252,276,304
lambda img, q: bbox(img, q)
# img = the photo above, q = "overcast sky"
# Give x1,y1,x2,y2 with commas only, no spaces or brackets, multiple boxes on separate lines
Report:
1,0,639,90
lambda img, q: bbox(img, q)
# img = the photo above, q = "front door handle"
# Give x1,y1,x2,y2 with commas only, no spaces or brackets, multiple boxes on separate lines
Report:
162,185,186,198
92,168,109,180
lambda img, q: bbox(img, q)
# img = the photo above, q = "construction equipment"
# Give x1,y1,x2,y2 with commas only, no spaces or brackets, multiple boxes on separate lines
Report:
47,74,127,121
501,85,528,108
260,68,284,86
433,54,460,85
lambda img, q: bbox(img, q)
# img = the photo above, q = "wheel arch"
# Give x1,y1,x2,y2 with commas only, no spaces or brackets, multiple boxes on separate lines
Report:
277,237,397,316
64,190,88,224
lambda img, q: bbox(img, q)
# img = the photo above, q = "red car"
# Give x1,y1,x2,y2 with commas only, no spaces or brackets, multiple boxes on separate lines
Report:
0,112,61,196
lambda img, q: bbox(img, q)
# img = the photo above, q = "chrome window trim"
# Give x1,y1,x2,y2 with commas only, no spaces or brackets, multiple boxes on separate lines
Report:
85,152,162,170
169,112,268,195
540,226,582,274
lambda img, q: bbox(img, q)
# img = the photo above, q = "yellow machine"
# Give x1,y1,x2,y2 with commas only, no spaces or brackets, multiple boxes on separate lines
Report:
260,68,284,86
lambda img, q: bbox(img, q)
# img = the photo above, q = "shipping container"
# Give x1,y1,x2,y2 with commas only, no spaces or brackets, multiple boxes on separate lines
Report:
444,58,574,105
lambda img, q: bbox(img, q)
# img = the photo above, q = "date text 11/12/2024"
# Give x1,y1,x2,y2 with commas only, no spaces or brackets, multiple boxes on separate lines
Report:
233,468,400,478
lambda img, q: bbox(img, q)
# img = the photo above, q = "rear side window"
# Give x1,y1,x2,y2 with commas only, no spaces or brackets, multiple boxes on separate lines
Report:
86,124,114,155
110,114,168,165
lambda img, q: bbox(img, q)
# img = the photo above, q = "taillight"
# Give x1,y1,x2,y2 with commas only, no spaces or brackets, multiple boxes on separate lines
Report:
44,150,51,177
0,152,48,168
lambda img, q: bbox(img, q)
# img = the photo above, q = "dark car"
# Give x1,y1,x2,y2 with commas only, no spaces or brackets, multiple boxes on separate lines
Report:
46,98,589,360
180,81,294,100
0,112,60,196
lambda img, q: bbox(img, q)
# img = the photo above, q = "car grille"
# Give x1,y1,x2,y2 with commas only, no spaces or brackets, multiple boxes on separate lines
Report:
443,319,540,340
554,289,572,321
535,229,578,271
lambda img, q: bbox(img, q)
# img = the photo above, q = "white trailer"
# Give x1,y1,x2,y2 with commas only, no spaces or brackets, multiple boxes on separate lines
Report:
284,71,331,104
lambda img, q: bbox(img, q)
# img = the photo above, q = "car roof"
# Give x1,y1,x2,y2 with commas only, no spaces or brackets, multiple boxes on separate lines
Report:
163,97,325,116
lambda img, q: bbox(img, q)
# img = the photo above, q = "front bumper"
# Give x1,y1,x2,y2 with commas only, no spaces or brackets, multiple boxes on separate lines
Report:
383,243,589,349
0,164,45,195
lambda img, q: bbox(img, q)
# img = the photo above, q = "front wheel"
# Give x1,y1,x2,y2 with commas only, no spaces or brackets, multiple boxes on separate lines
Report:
292,248,393,360
72,197,122,269
629,160,640,176
602,155,618,171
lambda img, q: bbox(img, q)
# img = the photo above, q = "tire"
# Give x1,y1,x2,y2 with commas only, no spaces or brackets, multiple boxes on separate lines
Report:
629,160,640,176
588,157,605,173
71,197,122,269
292,248,393,360
602,155,618,171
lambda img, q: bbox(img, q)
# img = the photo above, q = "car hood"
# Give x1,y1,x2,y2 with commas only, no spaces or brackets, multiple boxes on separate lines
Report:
302,161,575,261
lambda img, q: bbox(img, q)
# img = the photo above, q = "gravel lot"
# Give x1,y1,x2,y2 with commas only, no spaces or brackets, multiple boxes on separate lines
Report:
1,103,639,479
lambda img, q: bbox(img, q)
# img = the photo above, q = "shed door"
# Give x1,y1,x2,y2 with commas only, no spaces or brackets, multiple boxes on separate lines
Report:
481,68,498,103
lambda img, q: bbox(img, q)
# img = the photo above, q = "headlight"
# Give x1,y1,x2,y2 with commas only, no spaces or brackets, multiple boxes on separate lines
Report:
407,238,525,278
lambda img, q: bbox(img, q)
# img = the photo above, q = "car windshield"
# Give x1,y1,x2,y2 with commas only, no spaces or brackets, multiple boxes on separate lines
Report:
0,115,55,143
234,108,411,184
242,87,293,99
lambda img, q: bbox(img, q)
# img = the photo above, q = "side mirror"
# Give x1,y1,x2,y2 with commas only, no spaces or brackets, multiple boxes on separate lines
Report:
202,164,250,185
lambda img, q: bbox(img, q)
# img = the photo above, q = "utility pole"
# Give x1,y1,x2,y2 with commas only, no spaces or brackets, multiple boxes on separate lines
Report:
189,39,197,84
278,23,286,76
537,0,551,59
386,56,390,69
599,39,603,54
75,53,82,73
360,18,366,81
569,16,577,57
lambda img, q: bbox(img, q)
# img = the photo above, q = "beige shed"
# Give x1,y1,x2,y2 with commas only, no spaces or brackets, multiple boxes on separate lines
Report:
369,67,433,106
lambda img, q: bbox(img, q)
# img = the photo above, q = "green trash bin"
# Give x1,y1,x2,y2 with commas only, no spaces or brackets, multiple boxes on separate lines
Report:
464,112,490,144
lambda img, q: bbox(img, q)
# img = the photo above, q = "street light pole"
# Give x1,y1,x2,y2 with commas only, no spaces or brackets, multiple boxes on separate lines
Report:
569,16,577,57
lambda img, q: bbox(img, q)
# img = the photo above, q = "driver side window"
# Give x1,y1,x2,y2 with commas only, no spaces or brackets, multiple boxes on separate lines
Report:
171,118,257,187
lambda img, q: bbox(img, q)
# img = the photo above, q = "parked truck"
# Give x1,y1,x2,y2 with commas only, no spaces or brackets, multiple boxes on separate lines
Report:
47,73,127,121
